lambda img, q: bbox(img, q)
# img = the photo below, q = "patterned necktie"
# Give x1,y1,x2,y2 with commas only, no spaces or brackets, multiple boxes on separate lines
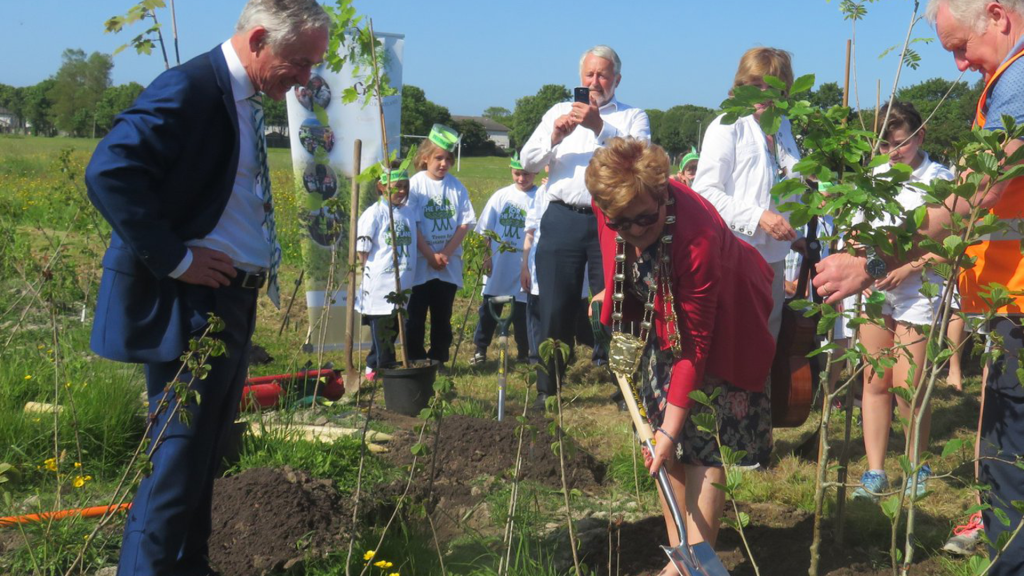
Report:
248,94,281,307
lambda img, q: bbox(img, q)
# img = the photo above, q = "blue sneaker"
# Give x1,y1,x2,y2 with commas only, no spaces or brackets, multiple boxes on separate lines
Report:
904,464,932,499
852,470,889,503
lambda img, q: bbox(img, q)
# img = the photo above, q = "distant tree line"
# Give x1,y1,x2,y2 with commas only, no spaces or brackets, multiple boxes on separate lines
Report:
1,50,982,165
0,48,144,138
397,78,981,164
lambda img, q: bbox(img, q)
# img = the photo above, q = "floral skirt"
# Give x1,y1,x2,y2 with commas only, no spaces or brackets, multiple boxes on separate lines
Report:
638,343,773,468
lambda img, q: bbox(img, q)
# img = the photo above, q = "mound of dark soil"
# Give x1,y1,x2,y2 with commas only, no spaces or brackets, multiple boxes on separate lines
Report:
209,467,349,576
383,412,606,492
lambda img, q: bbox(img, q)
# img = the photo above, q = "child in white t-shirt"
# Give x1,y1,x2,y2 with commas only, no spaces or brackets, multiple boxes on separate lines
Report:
852,100,954,503
407,124,477,365
355,166,417,375
470,155,537,365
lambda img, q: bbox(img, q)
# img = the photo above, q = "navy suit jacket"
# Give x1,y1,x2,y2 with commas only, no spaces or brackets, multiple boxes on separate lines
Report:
87,46,241,363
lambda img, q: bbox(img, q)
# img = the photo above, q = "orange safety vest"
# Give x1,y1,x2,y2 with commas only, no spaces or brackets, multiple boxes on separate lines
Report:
959,48,1024,314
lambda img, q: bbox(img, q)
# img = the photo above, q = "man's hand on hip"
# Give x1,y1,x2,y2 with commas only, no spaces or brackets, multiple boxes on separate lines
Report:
571,102,603,135
813,253,871,305
178,247,236,288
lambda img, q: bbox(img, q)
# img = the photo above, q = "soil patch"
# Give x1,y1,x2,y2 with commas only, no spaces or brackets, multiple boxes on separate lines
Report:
209,467,350,576
381,411,605,492
372,409,605,541
575,502,952,576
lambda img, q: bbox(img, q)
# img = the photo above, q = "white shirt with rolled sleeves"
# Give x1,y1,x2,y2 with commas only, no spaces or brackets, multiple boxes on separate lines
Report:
355,198,420,316
411,171,477,288
170,40,273,277
692,113,802,264
520,97,650,206
477,184,536,302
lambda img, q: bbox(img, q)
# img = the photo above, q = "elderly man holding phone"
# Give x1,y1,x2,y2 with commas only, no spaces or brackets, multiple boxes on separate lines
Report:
521,45,650,407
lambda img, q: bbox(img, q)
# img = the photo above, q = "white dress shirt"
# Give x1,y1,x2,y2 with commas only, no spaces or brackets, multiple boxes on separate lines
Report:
521,97,650,207
169,40,271,277
692,113,802,264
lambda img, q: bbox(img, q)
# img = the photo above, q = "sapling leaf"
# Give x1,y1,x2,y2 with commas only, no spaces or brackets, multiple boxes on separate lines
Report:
994,506,1011,527
941,438,964,458
881,496,900,521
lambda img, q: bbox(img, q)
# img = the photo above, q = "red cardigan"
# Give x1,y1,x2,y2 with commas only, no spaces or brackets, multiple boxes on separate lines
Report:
597,181,776,408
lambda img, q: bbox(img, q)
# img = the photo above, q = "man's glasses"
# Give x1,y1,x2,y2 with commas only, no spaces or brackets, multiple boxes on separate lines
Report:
605,207,661,232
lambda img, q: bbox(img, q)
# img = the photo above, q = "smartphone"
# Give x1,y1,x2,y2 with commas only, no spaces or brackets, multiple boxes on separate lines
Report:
573,86,591,104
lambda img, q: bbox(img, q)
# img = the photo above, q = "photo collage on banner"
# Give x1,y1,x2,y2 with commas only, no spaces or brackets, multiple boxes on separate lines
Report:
285,33,405,352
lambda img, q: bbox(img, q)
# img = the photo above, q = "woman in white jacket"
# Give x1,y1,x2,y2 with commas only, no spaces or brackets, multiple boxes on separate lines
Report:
692,47,802,339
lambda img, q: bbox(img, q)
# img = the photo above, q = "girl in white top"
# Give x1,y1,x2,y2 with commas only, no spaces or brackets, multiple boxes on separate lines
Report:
407,124,477,364
692,47,803,341
471,156,537,363
852,100,954,502
355,167,418,372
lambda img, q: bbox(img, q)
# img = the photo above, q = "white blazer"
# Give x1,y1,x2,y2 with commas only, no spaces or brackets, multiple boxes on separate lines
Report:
692,113,802,264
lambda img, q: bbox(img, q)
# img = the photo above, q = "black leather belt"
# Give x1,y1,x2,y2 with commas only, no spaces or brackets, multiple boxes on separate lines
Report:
550,200,594,214
230,268,267,290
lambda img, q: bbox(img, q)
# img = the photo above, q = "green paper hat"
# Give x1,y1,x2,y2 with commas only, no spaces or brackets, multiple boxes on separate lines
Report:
379,168,409,185
428,123,460,152
510,152,523,170
679,147,699,171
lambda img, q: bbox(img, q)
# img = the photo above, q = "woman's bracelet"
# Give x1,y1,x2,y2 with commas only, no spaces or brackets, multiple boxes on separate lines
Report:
656,427,681,446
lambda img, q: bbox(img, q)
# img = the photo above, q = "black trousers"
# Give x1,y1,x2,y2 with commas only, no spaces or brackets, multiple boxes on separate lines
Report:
979,318,1024,576
535,202,605,395
362,314,403,370
406,279,458,363
473,296,529,359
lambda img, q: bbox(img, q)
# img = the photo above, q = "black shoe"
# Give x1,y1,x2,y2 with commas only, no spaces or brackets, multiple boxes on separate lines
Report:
532,392,550,411
470,349,487,366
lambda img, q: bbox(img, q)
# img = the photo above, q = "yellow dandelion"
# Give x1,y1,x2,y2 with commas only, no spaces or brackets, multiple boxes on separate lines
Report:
74,462,82,468
388,573,400,576
72,475,92,488
363,550,375,561
24,375,32,380
373,560,389,568
43,457,57,472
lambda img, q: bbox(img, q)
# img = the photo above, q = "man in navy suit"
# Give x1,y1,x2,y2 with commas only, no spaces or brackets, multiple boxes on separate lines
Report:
85,1,329,574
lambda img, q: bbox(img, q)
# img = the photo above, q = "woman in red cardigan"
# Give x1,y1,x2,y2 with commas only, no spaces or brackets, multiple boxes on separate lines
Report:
587,137,776,566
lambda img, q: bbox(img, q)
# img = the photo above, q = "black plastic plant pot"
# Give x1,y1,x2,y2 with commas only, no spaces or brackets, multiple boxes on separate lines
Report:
379,360,439,416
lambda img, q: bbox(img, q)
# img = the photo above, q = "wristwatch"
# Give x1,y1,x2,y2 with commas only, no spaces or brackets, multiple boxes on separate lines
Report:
864,247,888,279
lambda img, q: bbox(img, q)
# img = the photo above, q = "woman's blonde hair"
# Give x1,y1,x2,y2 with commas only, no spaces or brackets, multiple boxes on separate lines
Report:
585,138,669,218
414,138,455,171
733,47,794,93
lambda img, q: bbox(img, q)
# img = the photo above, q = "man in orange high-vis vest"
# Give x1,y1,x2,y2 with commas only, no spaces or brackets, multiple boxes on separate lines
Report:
813,1,1024,572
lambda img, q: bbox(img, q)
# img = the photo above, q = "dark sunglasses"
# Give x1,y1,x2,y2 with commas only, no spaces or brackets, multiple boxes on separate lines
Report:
605,206,662,232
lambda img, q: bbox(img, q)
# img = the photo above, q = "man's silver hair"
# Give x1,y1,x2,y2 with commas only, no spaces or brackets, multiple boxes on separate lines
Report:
236,0,330,49
925,0,1024,33
580,45,622,76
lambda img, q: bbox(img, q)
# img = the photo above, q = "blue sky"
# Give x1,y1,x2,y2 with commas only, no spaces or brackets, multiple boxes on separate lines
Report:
2,1,972,115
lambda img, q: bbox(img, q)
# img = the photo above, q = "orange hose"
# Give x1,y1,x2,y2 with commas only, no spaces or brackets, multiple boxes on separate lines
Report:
0,503,130,527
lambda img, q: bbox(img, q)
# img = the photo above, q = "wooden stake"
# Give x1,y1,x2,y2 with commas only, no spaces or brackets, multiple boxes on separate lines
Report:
344,140,362,393
843,39,852,107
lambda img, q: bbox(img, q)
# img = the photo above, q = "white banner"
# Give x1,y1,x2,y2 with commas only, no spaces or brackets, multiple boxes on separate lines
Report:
285,32,405,353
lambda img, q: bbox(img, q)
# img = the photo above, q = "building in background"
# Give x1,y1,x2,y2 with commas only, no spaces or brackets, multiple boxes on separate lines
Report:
452,115,510,149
